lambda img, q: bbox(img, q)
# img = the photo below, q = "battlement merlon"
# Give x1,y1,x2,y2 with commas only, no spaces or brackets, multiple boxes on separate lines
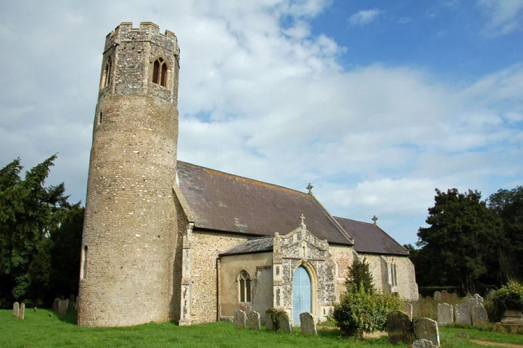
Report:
104,22,180,56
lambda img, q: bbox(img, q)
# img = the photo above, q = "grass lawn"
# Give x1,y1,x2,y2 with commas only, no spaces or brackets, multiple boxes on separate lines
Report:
1,309,522,348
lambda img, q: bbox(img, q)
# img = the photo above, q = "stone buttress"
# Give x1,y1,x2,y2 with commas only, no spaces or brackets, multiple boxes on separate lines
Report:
78,22,181,327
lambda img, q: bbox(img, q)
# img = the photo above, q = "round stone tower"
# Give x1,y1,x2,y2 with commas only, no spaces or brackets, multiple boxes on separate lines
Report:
78,22,180,327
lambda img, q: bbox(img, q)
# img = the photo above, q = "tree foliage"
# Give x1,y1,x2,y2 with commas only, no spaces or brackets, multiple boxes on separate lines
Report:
488,187,523,282
0,156,83,307
416,188,506,294
345,257,374,295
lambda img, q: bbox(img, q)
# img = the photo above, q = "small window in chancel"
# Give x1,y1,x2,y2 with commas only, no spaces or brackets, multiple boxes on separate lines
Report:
152,57,168,87
238,270,252,303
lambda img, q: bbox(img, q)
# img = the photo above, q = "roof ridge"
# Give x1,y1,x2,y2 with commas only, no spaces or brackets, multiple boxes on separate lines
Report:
309,194,355,244
177,160,310,196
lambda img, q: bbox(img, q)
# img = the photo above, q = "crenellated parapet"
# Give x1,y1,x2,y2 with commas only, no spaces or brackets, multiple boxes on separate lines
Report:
105,22,179,55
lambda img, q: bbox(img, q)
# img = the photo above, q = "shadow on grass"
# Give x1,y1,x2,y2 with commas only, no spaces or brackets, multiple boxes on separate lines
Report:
55,309,78,325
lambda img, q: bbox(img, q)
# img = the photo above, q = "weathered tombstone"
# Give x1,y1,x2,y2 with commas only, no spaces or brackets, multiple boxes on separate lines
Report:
277,311,292,333
414,318,440,348
387,310,414,344
53,298,59,313
234,310,247,329
34,307,37,313
49,313,53,318
464,293,483,307
69,295,75,310
433,291,442,302
455,303,472,326
437,303,453,326
404,302,413,319
265,311,274,330
248,310,261,330
58,300,67,314
300,312,317,336
64,298,69,310
412,339,436,348
19,303,25,320
501,309,523,325
471,303,489,326
13,302,20,318
441,290,448,302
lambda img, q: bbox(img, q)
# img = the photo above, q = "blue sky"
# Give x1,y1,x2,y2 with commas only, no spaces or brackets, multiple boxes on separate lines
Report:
0,0,522,246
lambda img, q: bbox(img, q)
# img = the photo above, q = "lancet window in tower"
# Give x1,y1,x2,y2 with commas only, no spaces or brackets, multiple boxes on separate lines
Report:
238,270,252,303
101,57,112,88
152,57,168,87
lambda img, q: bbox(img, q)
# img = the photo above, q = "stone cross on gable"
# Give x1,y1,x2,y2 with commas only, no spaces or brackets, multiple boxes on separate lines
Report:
372,215,378,225
307,183,313,194
300,213,307,229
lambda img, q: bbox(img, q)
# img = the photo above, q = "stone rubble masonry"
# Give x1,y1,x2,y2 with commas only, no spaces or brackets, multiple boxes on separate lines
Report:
78,22,181,327
300,312,317,336
437,303,454,326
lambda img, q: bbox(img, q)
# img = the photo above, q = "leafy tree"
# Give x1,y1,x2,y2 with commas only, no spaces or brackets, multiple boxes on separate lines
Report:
345,257,374,294
0,156,83,306
417,188,505,294
488,187,523,282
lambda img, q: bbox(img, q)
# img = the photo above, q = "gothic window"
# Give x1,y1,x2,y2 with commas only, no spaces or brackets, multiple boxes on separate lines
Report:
101,57,112,88
81,245,88,279
238,270,252,303
152,57,168,87
390,262,398,287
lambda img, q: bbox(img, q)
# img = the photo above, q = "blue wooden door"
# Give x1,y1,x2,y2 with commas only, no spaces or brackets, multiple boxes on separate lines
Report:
292,266,312,325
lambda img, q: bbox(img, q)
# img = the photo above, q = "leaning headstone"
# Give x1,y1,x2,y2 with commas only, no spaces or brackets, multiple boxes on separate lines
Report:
412,339,436,348
455,303,472,326
19,303,25,320
434,291,442,302
437,303,453,326
471,303,489,326
404,302,413,319
387,310,414,344
13,302,20,318
414,318,440,348
300,312,317,336
265,311,274,330
277,311,292,333
234,310,247,329
248,310,261,330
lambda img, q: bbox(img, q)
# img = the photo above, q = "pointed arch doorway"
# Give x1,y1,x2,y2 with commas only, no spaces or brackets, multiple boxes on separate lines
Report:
292,265,312,325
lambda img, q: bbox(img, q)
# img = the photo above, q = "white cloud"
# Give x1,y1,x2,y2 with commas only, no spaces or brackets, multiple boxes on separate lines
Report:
348,8,382,26
0,0,522,246
477,0,523,36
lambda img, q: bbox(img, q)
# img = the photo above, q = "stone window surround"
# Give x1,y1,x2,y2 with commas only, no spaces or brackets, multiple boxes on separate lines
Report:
237,269,252,304
151,56,170,87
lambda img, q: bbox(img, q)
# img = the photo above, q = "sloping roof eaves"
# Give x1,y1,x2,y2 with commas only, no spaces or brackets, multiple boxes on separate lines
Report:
177,161,353,246
220,237,274,256
334,217,409,256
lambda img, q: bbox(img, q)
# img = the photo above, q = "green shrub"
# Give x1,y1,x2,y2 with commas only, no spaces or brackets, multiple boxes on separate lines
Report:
265,308,287,330
332,284,402,338
489,282,523,322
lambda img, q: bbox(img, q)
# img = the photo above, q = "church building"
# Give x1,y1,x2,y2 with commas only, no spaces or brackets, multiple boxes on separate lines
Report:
77,22,418,328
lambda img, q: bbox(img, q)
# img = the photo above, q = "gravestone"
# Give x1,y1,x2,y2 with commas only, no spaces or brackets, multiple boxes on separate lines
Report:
455,303,472,326
387,310,414,344
58,300,67,314
34,307,37,313
13,302,19,318
414,318,440,347
53,298,59,313
277,311,292,333
69,295,75,310
434,291,442,302
265,311,274,330
437,303,453,326
456,331,470,339
404,302,413,319
464,294,483,307
441,290,448,302
471,303,489,326
300,312,317,336
234,310,246,329
412,339,436,348
248,310,261,330
64,298,69,310
20,303,25,320
501,309,523,325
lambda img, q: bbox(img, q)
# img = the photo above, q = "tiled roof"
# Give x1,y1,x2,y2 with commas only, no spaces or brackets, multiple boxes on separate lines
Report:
334,217,409,256
220,237,273,256
176,161,353,245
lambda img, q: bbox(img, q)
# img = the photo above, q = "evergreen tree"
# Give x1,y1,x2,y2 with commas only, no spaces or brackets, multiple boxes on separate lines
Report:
346,257,375,294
